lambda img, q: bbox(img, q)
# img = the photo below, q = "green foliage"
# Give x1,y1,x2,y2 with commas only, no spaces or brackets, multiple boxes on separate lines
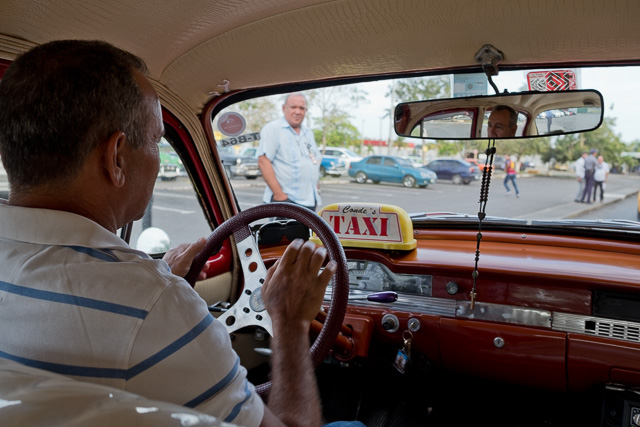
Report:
434,140,465,156
219,97,279,134
390,76,450,103
545,117,629,167
312,113,360,148
307,86,368,150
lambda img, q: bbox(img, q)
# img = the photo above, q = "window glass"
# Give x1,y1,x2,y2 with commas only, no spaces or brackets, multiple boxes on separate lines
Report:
367,157,381,165
127,138,212,254
211,68,640,224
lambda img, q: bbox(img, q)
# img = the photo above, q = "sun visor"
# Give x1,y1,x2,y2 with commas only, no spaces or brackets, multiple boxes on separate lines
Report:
311,203,416,250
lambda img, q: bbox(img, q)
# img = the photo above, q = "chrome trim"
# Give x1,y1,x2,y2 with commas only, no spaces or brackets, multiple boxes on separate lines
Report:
553,312,640,343
331,289,640,345
456,301,552,328
325,291,457,317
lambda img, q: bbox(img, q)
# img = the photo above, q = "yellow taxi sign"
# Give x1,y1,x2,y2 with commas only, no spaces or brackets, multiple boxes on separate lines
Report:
311,203,416,250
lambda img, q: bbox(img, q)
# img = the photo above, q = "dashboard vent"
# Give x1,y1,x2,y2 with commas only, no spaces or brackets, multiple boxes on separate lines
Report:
553,312,640,344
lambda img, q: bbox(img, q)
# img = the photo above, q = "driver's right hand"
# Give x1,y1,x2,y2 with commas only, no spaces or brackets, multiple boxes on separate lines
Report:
261,239,337,329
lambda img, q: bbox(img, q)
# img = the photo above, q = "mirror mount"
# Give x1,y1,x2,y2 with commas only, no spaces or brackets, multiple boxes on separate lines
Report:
474,44,504,95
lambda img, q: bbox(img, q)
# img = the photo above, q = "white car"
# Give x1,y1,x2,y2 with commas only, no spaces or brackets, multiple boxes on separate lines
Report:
322,147,363,168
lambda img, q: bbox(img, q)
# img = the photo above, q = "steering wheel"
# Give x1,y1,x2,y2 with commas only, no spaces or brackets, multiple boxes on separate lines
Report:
184,202,349,396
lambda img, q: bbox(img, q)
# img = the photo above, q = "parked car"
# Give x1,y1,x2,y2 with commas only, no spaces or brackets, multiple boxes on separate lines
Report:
519,160,536,171
3,2,640,427
322,147,363,169
218,146,261,179
424,159,479,185
402,155,425,168
320,155,347,177
348,155,437,188
465,157,492,172
158,151,183,181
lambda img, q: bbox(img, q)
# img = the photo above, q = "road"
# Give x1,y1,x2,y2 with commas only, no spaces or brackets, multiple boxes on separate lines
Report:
230,173,640,220
140,173,640,248
2,170,638,248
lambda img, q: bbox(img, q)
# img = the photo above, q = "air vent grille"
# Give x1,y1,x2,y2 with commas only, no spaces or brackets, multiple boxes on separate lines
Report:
553,313,640,344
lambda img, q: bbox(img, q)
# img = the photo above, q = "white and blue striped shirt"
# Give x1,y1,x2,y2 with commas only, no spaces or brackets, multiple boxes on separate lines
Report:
0,203,263,426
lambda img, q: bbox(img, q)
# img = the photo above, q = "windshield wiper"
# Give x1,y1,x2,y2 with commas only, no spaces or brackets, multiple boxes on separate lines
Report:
530,219,640,231
410,212,528,225
410,214,640,234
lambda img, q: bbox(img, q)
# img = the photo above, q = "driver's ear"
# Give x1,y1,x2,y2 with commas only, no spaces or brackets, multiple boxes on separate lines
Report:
102,131,127,188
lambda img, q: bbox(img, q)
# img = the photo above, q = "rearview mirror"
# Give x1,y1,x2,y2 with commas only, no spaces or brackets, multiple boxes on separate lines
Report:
394,90,603,140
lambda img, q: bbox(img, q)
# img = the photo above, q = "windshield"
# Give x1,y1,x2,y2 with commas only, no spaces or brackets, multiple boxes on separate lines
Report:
212,66,640,228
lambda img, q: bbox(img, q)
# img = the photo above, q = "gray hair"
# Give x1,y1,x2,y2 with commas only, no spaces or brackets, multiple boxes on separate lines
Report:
0,40,149,191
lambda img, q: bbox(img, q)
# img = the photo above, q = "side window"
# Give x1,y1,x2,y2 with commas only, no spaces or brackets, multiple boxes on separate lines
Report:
367,157,381,165
0,154,7,200
127,137,212,254
383,158,396,167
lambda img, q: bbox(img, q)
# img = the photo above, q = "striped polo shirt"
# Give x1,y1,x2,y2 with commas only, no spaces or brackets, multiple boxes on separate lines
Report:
0,202,263,426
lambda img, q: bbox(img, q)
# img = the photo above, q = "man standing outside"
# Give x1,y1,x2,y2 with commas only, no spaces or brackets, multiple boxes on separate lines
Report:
593,155,610,202
580,148,598,203
574,151,587,202
258,93,322,211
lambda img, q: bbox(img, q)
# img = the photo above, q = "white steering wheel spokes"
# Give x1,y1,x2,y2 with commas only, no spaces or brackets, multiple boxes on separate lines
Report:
216,231,273,336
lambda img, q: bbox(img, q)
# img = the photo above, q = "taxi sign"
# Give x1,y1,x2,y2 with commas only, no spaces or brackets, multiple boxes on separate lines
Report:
311,203,416,250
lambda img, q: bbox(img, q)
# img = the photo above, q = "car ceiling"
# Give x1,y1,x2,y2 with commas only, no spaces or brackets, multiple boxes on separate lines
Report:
1,0,639,115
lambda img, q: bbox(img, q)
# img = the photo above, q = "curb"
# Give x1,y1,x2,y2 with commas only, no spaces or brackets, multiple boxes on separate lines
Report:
564,187,639,219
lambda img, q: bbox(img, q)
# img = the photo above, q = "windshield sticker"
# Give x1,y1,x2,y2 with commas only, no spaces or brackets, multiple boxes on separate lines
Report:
527,70,579,91
219,132,261,148
217,111,246,136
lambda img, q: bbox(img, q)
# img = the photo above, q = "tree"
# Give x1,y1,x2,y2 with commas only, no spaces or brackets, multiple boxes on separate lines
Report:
306,86,367,151
544,117,627,167
387,76,451,153
312,113,360,148
390,76,450,103
215,96,279,146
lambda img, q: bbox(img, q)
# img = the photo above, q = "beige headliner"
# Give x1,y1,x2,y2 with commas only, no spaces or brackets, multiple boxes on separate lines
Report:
1,0,639,115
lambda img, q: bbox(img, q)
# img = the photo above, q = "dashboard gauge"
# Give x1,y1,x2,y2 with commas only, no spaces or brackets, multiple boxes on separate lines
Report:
346,260,432,295
348,260,389,290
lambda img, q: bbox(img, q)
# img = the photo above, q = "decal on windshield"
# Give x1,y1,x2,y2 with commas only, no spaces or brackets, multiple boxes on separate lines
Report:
219,132,261,147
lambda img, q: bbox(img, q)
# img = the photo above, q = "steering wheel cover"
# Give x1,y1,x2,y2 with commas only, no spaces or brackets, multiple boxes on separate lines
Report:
185,203,349,396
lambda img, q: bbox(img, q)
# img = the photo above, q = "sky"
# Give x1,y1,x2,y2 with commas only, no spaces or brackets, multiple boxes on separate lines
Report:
350,67,640,145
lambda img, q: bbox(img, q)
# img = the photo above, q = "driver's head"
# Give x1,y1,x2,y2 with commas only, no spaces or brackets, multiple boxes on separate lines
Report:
487,105,518,138
0,40,153,193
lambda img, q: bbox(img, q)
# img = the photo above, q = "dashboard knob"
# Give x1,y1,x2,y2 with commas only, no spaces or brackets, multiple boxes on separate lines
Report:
446,281,459,295
381,313,399,333
408,318,421,332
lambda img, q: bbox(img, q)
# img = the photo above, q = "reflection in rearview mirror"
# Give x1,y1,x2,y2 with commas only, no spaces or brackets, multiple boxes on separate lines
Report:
394,90,603,140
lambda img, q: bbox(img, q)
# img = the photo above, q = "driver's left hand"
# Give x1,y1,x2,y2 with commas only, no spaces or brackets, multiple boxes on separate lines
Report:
163,237,207,280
